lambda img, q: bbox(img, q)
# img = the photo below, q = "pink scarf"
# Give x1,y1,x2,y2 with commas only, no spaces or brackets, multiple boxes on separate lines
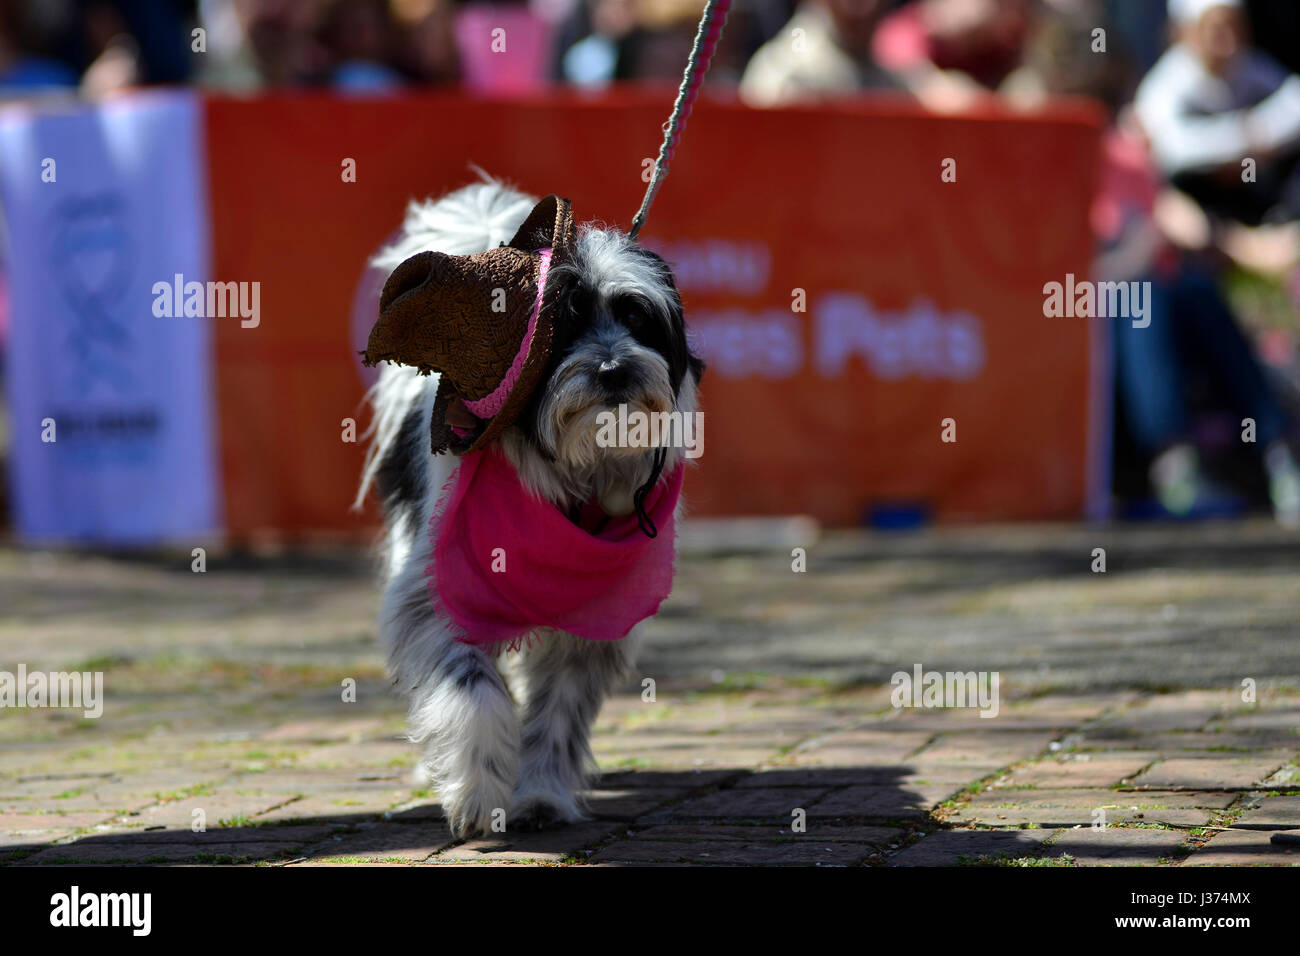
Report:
428,447,683,651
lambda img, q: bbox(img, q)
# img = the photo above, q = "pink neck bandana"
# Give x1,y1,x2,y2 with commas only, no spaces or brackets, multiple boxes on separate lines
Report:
428,447,684,651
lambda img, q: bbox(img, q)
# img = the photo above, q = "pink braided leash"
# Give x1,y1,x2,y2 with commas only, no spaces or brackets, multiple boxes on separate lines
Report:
628,0,733,240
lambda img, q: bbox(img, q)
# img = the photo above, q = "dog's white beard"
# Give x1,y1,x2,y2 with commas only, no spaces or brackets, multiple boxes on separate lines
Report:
502,353,690,517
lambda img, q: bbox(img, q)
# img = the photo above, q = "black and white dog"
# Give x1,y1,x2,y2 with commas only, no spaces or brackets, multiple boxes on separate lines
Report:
356,179,702,838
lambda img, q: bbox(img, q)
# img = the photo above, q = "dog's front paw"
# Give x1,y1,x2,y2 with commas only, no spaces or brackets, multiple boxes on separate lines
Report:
441,780,515,840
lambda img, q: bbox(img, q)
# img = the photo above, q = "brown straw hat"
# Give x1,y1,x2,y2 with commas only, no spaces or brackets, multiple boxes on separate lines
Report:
362,194,575,455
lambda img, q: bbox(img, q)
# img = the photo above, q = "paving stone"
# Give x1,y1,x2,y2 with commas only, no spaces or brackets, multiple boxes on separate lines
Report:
0,779,159,813
631,823,903,845
0,830,77,849
595,769,741,790
132,794,300,828
998,754,1158,788
618,718,815,747
1131,758,1287,790
587,788,688,820
0,810,118,831
967,788,1237,809
713,716,846,737
25,839,306,864
589,839,875,865
1218,707,1300,731
948,806,1211,829
226,770,408,794
291,860,416,867
872,710,1063,732
888,828,1052,866
302,821,455,862
0,774,115,800
914,732,1056,764
253,789,409,823
999,693,1139,722
889,763,1006,785
809,785,956,819
787,730,933,765
1098,692,1240,732
671,787,828,820
1079,732,1298,752
1267,765,1300,786
30,793,172,814
294,741,414,770
1233,795,1300,829
593,744,781,770
434,821,623,862
1184,828,1300,866
383,801,445,823
259,718,390,742
87,824,337,844
738,765,999,788
594,733,786,752
1043,826,1189,865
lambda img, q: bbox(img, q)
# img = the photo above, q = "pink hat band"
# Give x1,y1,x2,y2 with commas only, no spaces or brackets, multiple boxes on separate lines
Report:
461,248,553,420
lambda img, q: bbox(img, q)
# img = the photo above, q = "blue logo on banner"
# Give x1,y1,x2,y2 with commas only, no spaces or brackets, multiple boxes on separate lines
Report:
49,193,135,393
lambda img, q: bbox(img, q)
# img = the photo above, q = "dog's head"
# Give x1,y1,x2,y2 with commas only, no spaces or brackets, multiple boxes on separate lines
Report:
501,225,704,517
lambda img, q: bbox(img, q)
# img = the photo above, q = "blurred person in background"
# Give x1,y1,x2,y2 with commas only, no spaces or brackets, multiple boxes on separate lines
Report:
739,0,908,106
872,0,1038,110
632,0,756,83
1137,0,1300,225
1135,0,1300,288
559,0,636,86
0,0,77,94
42,1,197,97
1002,0,1133,108
3,0,196,99
79,1,145,95
195,0,330,89
560,0,758,89
1016,0,1300,524
622,0,703,83
391,0,459,85
319,0,404,91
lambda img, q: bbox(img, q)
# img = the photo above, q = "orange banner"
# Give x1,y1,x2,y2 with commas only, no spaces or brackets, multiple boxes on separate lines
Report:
205,91,1103,536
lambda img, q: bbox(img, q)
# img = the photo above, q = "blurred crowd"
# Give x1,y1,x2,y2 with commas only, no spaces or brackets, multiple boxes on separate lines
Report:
2,0,1300,522
0,0,1288,101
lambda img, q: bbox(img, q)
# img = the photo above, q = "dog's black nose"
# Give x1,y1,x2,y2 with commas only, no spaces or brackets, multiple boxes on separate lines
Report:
597,359,630,392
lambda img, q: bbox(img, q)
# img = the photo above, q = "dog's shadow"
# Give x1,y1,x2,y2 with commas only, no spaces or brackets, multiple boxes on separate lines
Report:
3,766,949,866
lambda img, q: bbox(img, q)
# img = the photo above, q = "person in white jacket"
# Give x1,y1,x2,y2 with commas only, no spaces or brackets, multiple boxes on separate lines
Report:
1136,0,1300,225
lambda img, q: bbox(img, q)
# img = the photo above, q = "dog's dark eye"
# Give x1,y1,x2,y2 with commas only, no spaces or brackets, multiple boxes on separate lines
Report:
614,298,645,331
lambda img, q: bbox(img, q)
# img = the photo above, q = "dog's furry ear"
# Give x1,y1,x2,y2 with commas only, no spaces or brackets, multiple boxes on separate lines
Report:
688,351,705,386
638,248,678,290
634,246,704,389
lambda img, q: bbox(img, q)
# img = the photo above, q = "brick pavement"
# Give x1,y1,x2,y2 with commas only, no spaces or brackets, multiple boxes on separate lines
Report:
1,522,1298,866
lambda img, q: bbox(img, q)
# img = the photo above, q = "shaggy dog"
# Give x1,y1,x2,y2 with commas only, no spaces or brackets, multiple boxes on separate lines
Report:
356,178,702,837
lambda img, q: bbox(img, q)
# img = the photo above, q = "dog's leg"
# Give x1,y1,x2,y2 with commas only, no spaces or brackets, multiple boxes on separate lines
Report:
504,628,641,828
382,569,520,839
